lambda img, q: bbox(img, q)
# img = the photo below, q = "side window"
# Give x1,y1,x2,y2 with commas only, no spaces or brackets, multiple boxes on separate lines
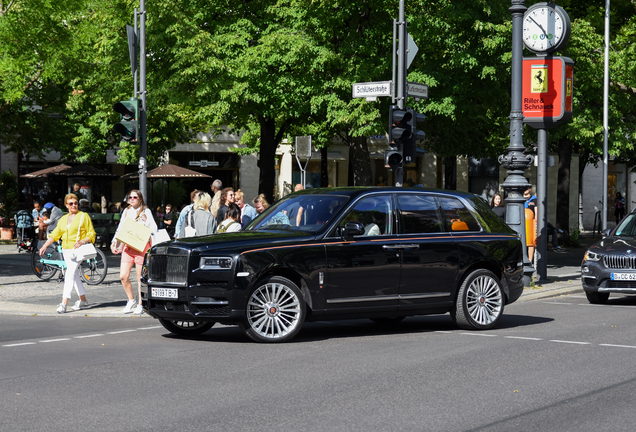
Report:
397,194,443,234
339,195,392,236
439,196,481,232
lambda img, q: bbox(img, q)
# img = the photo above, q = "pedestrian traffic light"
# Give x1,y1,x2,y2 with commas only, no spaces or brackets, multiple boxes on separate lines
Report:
386,106,412,170
113,99,139,144
404,108,426,163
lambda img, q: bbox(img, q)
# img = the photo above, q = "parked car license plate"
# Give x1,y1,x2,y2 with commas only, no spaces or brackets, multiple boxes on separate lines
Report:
151,288,178,299
611,273,636,281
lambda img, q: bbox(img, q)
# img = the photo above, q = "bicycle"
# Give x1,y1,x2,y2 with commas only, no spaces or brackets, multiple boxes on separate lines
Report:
31,240,108,285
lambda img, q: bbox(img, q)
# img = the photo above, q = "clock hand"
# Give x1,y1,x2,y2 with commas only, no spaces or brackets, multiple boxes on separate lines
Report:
529,17,549,38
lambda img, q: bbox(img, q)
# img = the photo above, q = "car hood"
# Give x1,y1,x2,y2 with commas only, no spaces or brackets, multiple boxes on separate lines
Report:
153,230,318,255
588,237,636,254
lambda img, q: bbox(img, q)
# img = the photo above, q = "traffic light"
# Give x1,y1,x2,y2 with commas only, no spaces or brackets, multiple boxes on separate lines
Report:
385,105,412,170
404,108,426,163
113,99,139,143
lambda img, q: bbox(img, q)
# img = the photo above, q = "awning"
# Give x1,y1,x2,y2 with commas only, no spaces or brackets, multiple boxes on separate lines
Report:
21,164,118,179
120,163,213,180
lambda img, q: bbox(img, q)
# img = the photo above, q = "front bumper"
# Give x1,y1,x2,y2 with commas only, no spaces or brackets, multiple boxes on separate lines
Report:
581,261,636,295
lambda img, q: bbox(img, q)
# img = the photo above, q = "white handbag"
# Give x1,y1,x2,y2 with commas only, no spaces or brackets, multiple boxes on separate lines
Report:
73,242,97,261
151,229,171,245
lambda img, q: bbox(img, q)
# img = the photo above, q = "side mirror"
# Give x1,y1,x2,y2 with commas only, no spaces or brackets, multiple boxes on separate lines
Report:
601,228,612,239
343,222,365,240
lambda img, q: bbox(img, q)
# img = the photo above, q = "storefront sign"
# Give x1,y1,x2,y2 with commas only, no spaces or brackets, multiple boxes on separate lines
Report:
522,56,574,129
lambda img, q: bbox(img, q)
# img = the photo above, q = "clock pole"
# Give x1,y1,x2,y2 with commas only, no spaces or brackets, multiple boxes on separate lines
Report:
499,0,535,286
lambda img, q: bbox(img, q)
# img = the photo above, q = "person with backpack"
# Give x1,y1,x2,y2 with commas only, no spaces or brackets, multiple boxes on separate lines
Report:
216,203,242,233
179,192,217,237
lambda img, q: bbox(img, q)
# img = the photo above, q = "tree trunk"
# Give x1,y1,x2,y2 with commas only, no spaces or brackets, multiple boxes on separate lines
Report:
556,137,572,234
320,146,329,187
348,135,372,186
257,116,286,204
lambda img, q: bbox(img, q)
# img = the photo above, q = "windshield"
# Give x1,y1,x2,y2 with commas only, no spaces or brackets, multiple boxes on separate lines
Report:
248,194,350,233
615,213,636,236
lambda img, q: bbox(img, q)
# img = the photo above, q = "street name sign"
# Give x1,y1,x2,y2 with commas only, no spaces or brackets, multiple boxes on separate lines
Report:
407,82,428,100
352,81,392,101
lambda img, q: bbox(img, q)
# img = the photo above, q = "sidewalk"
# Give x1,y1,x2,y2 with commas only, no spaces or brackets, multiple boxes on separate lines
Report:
0,235,593,317
0,242,152,318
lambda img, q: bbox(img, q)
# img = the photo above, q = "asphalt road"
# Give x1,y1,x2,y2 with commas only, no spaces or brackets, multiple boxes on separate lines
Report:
2,293,636,432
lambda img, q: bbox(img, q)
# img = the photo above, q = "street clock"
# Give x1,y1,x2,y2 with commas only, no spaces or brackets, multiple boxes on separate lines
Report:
522,3,571,55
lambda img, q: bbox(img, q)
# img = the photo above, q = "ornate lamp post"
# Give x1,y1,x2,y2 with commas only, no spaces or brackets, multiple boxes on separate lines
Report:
499,0,535,286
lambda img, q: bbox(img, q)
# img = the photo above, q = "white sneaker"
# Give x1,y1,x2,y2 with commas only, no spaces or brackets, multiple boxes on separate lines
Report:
56,303,66,314
122,299,137,314
71,300,89,311
133,304,144,314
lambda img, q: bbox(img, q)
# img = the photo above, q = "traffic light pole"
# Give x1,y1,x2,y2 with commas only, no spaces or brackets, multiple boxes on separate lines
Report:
138,0,148,201
395,0,407,187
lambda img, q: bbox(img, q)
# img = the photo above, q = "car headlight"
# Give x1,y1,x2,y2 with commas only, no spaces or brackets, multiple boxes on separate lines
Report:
199,257,233,270
583,250,601,261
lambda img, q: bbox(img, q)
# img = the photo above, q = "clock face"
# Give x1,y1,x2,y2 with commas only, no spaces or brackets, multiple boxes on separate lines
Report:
523,5,568,53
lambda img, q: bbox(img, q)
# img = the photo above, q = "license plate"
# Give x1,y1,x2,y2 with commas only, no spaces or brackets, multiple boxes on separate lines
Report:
151,288,178,299
611,273,636,281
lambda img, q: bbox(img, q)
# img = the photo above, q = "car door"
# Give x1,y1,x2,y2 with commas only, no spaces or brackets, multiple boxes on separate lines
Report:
323,194,401,314
396,193,459,310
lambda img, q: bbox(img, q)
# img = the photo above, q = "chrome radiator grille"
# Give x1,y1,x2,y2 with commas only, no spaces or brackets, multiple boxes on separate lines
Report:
603,255,636,269
149,255,188,284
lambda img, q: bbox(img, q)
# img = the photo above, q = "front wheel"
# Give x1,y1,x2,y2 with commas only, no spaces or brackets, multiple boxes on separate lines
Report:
158,319,215,336
31,249,57,281
452,269,504,330
240,276,306,343
79,248,108,285
586,291,609,304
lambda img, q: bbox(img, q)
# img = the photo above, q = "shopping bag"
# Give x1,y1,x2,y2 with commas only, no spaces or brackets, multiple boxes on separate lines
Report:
72,243,97,261
115,217,152,252
151,229,171,246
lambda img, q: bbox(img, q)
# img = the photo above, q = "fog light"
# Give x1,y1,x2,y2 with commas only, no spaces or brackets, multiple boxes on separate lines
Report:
582,266,590,274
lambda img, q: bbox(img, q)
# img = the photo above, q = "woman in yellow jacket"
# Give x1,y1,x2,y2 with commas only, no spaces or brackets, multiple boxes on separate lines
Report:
39,193,96,314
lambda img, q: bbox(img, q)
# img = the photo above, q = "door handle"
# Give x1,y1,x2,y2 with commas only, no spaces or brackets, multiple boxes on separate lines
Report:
402,244,420,250
382,245,402,250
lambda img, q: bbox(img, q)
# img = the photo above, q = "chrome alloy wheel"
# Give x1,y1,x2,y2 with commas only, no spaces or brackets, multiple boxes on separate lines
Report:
246,281,302,340
465,274,503,326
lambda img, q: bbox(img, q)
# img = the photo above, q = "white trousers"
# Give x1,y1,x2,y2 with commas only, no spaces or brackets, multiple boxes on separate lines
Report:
62,249,86,300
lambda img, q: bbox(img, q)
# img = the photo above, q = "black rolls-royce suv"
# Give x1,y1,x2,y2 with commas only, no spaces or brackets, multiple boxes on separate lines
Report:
141,187,524,342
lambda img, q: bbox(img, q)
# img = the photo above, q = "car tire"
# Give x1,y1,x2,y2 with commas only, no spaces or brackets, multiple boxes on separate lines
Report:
240,276,306,343
586,291,609,304
158,319,215,336
452,269,504,330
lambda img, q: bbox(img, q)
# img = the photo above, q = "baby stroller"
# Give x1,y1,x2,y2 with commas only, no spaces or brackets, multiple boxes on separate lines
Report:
15,210,34,253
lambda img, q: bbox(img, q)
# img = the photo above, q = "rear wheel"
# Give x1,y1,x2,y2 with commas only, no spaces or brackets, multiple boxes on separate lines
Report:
452,269,504,330
240,276,305,343
158,319,215,336
79,248,108,285
31,249,57,281
586,291,609,304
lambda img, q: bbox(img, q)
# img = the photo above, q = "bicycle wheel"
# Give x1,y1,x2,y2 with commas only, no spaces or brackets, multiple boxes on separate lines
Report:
79,248,108,285
31,249,58,281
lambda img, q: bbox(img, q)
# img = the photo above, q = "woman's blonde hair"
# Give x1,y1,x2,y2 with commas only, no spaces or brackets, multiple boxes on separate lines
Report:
210,190,222,218
235,189,245,202
193,192,212,212
253,193,270,209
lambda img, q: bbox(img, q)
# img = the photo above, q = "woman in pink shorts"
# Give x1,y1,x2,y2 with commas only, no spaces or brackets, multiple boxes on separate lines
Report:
111,189,157,314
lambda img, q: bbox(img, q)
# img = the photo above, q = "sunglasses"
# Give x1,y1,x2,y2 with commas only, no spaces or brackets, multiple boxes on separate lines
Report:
129,196,139,200
67,202,78,206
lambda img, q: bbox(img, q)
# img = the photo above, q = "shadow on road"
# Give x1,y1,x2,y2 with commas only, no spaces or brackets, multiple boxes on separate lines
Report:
158,313,555,344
